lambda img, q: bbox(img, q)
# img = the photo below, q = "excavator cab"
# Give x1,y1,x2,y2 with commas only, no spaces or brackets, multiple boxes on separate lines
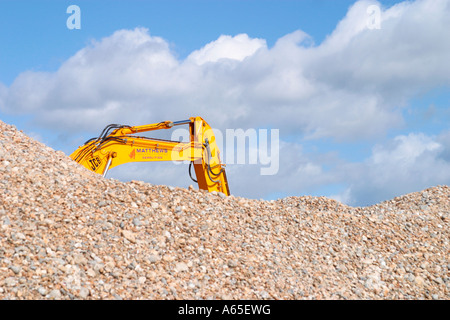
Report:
70,116,230,196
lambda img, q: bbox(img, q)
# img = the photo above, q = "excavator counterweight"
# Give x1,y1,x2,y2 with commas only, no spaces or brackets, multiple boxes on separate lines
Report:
70,116,230,196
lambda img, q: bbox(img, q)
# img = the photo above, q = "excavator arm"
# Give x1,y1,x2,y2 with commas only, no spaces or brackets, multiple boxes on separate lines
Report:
70,116,230,196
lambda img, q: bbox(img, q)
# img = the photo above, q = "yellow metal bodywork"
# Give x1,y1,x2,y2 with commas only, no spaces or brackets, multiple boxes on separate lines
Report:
70,116,230,196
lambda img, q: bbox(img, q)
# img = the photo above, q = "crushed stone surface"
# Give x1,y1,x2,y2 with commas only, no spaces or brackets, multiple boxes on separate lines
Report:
0,120,448,300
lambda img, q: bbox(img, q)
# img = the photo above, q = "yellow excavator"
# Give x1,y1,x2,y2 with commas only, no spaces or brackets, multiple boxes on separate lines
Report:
70,116,230,196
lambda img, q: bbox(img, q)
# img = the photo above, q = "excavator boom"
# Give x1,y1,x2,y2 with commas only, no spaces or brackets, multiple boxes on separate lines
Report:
70,116,230,196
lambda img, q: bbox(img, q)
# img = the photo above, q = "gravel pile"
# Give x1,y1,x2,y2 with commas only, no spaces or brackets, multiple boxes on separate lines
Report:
0,119,448,300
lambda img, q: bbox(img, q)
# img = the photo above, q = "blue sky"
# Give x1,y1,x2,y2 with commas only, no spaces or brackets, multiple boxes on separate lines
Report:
1,0,449,206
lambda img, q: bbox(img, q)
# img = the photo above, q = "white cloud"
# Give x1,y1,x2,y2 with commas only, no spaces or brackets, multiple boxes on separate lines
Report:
187,33,267,65
370,134,440,166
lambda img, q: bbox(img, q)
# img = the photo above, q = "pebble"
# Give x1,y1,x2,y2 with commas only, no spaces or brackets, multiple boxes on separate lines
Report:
174,262,189,273
148,255,160,264
79,287,90,299
0,119,449,300
132,218,142,226
46,290,62,300
38,287,47,296
9,266,21,274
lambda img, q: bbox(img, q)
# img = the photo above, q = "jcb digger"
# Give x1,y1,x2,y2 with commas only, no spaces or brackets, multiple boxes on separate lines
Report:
70,116,230,196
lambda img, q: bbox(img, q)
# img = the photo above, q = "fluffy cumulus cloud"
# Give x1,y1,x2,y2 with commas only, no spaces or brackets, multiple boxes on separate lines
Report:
187,33,267,65
1,0,450,205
